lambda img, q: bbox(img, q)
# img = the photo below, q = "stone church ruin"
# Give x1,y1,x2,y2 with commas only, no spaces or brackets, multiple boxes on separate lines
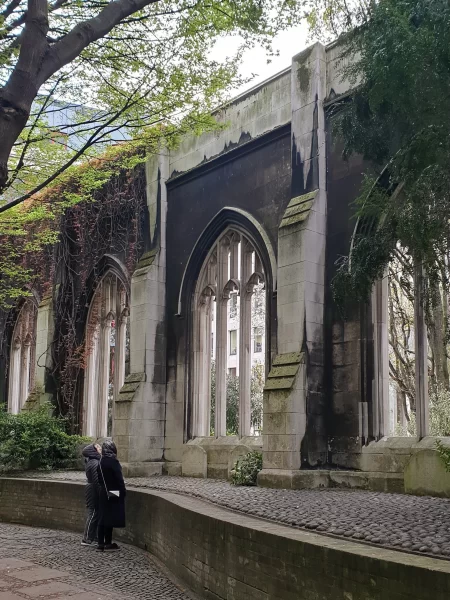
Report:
0,40,443,494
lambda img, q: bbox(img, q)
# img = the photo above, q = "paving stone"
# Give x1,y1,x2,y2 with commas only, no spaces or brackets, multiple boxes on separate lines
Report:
0,593,27,600
55,594,112,600
0,559,35,570
18,582,80,597
8,567,68,582
0,523,191,600
0,582,11,589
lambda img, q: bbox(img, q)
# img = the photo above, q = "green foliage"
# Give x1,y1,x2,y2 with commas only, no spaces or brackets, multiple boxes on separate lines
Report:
394,387,450,437
331,0,450,309
430,388,450,437
230,450,263,486
226,371,240,435
1,0,304,201
435,440,450,473
0,135,154,309
250,361,264,433
210,360,265,435
0,405,88,473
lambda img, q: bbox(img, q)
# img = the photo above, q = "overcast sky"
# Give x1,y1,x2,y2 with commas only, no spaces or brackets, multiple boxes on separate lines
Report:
212,22,312,96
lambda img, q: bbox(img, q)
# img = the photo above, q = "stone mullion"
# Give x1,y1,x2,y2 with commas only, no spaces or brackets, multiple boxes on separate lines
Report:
215,240,228,438
115,312,127,393
239,243,253,438
20,340,31,409
191,296,202,437
97,280,112,438
198,300,212,436
114,286,128,396
84,326,99,437
372,274,390,439
98,319,112,438
414,262,429,438
230,238,239,279
9,340,21,414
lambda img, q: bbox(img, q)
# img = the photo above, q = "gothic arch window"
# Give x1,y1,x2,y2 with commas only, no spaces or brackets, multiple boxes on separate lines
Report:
83,273,129,438
192,227,266,438
8,299,38,414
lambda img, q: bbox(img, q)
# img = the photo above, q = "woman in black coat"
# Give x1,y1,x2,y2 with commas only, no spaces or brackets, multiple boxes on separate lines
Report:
96,440,126,552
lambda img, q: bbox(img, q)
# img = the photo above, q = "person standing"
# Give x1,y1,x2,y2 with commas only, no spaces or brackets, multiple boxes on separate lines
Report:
81,442,101,546
96,440,126,552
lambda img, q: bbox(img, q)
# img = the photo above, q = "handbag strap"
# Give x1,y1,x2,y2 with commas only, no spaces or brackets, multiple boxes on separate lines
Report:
98,459,109,497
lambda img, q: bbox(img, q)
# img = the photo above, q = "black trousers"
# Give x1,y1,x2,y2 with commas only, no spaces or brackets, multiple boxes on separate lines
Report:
82,506,99,542
98,523,113,546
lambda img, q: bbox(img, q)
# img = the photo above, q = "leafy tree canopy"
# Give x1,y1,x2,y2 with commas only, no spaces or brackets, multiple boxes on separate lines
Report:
331,0,450,308
0,0,304,202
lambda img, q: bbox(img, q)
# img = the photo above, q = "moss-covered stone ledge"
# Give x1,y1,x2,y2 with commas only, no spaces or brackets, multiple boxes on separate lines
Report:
1,477,450,600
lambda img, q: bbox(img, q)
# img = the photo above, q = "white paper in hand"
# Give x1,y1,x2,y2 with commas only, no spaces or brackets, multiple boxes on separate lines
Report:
109,490,120,497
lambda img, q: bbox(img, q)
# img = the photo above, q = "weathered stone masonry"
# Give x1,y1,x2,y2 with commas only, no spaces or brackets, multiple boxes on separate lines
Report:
1,40,448,491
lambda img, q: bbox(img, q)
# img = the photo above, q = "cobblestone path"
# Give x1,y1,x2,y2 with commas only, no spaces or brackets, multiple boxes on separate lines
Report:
9,472,450,561
0,522,193,600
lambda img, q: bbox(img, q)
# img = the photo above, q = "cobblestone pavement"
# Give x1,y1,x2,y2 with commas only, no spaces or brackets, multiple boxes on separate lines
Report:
0,522,193,600
8,471,450,561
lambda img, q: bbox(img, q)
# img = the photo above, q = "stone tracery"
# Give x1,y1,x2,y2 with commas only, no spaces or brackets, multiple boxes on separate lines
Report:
8,299,38,414
83,273,129,438
192,227,266,438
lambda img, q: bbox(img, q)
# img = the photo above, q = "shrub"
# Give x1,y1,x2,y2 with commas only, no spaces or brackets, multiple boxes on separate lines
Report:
230,451,263,486
436,440,450,472
0,405,88,473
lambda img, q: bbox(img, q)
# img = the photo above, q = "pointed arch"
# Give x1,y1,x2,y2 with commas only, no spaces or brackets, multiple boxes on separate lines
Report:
8,298,38,413
82,262,130,438
189,216,271,440
177,208,276,317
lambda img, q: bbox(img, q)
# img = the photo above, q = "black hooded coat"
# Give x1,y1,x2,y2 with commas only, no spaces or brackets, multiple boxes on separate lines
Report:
82,444,100,509
97,443,126,529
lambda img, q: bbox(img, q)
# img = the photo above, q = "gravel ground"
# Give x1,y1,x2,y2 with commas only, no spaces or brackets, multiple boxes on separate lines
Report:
6,471,450,561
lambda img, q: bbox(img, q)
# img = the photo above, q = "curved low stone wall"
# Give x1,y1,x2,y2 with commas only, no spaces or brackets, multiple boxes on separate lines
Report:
1,477,449,600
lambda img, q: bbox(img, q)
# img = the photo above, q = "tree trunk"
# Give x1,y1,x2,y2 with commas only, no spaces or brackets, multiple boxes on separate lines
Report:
428,277,449,390
0,0,49,191
0,0,159,193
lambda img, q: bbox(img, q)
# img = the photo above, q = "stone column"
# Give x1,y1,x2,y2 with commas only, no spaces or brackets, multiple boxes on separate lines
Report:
114,151,168,476
97,316,112,438
30,293,54,408
20,339,32,410
8,339,21,414
372,275,391,438
414,262,429,438
259,43,328,489
215,238,229,437
239,242,252,437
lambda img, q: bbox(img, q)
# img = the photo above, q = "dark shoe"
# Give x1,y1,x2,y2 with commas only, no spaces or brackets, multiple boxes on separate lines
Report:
81,539,93,546
96,545,104,552
104,543,120,552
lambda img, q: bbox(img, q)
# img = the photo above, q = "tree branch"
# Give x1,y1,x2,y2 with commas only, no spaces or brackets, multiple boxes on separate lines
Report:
38,0,161,85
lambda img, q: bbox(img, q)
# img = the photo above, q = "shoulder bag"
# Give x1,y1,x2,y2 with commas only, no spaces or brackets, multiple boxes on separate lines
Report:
98,459,120,500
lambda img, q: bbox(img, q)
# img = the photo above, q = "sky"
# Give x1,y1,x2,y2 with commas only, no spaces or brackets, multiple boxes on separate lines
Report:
212,22,312,96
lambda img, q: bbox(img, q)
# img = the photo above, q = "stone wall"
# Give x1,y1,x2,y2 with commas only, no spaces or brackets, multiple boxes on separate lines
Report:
1,478,450,600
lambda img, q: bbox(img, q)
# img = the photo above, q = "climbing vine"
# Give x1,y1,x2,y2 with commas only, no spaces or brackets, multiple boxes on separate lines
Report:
0,141,149,432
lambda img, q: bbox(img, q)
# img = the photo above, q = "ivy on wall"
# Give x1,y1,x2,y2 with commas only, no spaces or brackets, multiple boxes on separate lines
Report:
0,142,150,432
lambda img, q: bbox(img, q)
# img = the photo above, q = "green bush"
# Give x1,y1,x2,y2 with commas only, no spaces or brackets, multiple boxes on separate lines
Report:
436,440,450,472
0,406,88,473
230,451,263,486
